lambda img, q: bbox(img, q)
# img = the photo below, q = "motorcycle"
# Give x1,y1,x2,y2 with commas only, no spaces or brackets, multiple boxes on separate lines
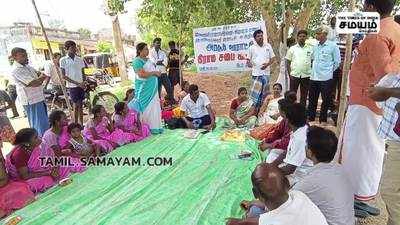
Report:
44,77,119,114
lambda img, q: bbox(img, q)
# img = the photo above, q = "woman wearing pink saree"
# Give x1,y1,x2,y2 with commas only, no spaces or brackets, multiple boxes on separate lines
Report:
113,102,151,142
6,128,60,193
83,105,134,152
41,110,86,173
0,139,35,218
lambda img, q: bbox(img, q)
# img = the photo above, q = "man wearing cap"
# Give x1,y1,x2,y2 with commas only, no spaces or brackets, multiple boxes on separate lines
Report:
307,25,340,126
335,0,400,220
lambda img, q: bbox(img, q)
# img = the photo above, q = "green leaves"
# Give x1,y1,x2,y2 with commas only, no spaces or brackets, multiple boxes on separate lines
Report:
107,0,131,15
137,0,261,55
77,28,92,39
96,41,115,53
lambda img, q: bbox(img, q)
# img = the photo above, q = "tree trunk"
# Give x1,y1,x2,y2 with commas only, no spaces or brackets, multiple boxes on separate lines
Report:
295,1,319,30
254,0,317,83
111,15,129,83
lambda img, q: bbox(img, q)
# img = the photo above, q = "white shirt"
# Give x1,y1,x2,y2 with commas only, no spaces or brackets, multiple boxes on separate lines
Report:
327,27,339,42
59,55,85,88
248,42,275,77
293,163,355,225
11,62,45,105
149,48,167,73
180,93,211,118
43,60,61,85
259,190,328,225
283,125,314,183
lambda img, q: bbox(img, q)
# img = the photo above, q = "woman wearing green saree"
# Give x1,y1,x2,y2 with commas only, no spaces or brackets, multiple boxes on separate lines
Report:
222,87,257,129
128,43,163,134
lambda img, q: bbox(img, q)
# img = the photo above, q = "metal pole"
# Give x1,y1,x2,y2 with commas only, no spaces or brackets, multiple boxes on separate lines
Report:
336,0,355,135
30,0,73,113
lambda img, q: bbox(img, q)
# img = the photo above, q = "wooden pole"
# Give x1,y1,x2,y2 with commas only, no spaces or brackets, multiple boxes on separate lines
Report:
336,0,356,135
30,0,73,113
111,15,129,84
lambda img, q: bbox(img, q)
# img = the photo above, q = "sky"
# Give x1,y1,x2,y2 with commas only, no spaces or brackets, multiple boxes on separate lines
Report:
0,0,144,35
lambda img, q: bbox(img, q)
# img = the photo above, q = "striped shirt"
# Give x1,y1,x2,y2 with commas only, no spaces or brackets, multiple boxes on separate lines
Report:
377,75,400,141
337,39,360,63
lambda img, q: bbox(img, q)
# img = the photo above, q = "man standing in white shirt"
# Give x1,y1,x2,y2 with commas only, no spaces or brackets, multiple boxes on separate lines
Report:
10,47,49,136
327,17,339,42
226,163,328,225
60,40,86,125
43,52,62,93
247,30,276,113
180,84,216,131
150,38,174,104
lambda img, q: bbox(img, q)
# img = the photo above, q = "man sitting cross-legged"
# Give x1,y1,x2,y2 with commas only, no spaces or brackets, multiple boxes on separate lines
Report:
293,126,355,225
180,84,216,131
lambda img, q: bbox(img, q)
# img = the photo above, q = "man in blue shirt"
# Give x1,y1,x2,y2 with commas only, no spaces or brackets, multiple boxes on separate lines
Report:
308,26,341,126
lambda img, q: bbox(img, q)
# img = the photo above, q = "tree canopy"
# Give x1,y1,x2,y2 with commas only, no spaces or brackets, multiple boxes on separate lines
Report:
137,0,260,55
96,41,114,53
77,28,92,39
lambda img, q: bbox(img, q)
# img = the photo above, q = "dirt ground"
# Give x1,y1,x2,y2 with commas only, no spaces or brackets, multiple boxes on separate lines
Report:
182,71,388,225
182,71,251,116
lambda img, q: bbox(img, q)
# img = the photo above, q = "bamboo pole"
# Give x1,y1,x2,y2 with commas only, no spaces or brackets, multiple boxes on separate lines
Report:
30,0,73,114
336,0,356,135
111,15,129,84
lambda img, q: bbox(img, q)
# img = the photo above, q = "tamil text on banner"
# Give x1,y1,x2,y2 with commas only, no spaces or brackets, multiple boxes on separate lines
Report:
336,12,380,34
193,21,267,73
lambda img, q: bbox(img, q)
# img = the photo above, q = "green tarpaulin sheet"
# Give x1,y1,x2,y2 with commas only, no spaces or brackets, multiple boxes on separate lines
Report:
5,122,262,225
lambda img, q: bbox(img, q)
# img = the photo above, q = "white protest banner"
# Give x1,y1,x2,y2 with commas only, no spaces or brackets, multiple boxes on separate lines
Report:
336,12,380,34
193,21,267,73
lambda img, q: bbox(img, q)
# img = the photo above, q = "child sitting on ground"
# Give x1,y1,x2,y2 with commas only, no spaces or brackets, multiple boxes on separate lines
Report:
67,123,101,158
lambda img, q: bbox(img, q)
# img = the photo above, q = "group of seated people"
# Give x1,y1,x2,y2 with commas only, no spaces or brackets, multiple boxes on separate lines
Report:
0,98,152,218
222,83,297,142
225,94,357,225
0,82,361,223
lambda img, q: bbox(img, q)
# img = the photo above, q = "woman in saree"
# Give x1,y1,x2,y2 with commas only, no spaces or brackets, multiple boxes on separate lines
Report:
6,128,60,193
113,102,151,142
257,83,284,125
128,42,163,134
84,105,134,150
250,91,296,140
41,110,86,173
0,138,35,218
222,87,257,129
